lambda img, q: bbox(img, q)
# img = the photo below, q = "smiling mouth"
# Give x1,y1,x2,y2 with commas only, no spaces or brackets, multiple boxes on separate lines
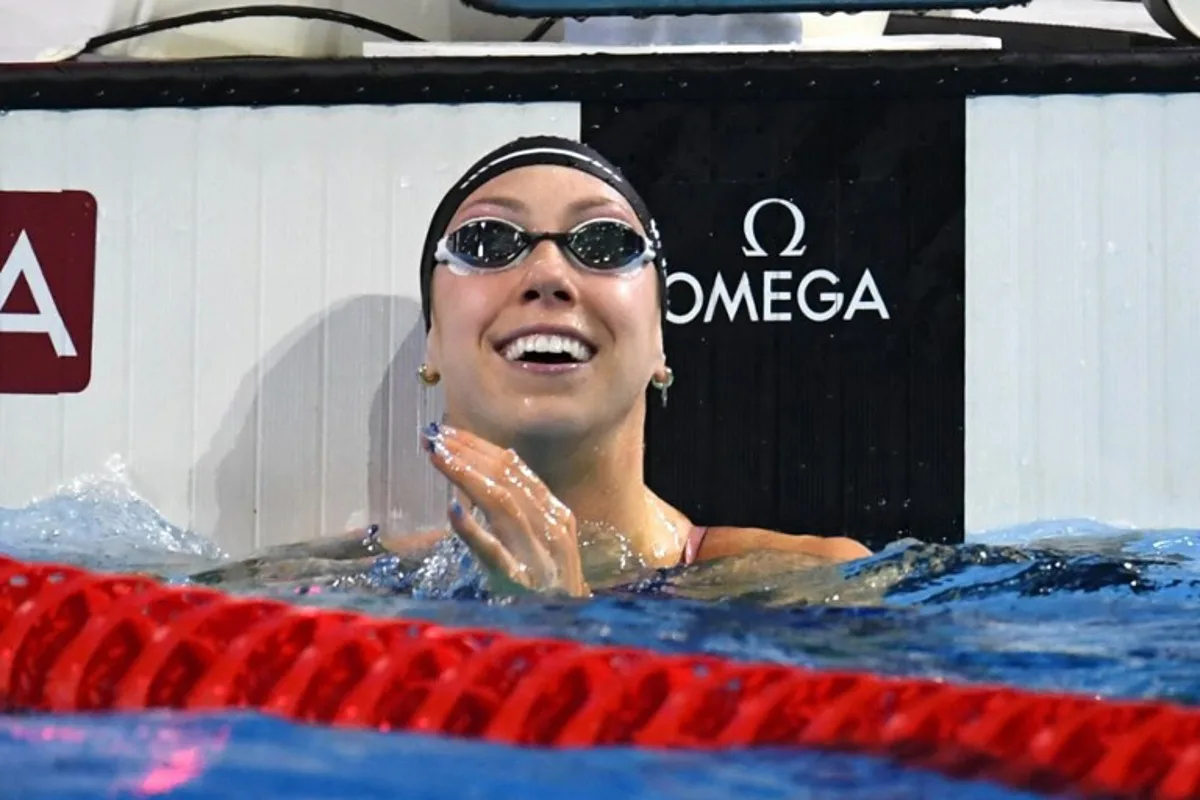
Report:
499,333,596,366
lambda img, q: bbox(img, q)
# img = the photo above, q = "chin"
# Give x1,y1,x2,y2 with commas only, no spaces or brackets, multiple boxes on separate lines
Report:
491,399,595,443
513,412,592,442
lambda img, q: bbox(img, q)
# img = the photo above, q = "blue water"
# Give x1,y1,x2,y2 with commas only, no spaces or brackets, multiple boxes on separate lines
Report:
2,469,1200,799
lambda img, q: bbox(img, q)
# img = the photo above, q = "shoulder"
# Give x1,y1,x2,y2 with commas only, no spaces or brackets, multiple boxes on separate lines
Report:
692,526,872,564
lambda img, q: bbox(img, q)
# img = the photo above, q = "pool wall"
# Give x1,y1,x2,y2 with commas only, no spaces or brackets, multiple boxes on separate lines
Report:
0,47,1197,555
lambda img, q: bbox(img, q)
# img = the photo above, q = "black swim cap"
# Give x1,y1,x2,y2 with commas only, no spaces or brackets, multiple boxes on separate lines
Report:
418,135,667,332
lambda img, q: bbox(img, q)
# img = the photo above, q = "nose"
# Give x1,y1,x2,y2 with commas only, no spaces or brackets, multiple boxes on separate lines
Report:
518,239,578,308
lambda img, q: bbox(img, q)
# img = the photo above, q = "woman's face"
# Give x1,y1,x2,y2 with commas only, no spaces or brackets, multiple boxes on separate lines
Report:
426,164,664,444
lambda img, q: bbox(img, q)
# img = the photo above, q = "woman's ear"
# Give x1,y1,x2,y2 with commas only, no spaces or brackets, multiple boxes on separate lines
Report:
419,328,442,387
425,325,439,368
652,316,666,366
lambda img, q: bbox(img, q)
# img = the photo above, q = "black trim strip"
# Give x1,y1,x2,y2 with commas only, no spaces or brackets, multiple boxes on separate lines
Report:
886,14,1178,51
1,49,1199,111
460,0,1023,16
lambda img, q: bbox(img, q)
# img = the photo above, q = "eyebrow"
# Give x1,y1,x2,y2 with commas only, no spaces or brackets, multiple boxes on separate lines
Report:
461,196,527,213
459,195,627,216
566,196,627,215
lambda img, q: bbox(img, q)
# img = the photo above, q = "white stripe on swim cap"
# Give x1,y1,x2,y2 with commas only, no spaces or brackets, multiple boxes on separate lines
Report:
456,146,626,192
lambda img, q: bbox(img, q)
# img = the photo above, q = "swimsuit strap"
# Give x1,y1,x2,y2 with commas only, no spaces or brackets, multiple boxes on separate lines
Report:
681,525,710,567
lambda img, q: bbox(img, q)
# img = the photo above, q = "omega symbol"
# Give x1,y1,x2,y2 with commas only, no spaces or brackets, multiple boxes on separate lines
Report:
741,197,807,258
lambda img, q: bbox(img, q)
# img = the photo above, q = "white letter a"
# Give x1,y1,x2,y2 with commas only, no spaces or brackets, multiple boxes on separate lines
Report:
0,231,77,357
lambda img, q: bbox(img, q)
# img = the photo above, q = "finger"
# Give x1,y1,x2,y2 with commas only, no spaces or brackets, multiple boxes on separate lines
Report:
451,486,476,519
447,487,492,540
429,430,573,548
429,436,526,522
426,435,537,552
422,427,581,595
436,423,503,457
432,422,530,479
437,425,542,493
422,426,568,562
447,497,529,589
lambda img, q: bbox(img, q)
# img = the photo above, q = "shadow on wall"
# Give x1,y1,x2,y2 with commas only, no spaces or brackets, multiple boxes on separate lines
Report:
190,294,446,556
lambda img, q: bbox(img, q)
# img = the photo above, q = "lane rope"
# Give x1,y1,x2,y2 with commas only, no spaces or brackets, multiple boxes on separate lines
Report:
1,555,1197,799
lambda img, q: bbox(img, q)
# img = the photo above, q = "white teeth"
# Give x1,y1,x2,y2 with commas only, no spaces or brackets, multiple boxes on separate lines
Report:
502,334,592,363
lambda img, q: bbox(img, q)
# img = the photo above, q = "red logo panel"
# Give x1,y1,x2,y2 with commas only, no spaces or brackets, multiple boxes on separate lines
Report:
0,191,97,395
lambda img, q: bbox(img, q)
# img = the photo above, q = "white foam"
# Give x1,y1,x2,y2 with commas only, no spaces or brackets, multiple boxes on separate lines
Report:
0,455,225,570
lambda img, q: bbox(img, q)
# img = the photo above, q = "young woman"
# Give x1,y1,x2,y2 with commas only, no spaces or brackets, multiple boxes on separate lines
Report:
376,135,871,598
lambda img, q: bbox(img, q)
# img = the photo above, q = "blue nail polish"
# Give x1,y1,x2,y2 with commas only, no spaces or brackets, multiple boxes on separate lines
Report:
421,421,440,438
450,498,462,517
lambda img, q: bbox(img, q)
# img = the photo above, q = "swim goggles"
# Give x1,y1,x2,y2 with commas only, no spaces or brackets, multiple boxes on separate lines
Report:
435,217,657,274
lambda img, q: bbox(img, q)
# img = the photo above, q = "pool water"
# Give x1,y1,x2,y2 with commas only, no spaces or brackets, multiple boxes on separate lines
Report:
0,712,1046,800
2,467,1199,799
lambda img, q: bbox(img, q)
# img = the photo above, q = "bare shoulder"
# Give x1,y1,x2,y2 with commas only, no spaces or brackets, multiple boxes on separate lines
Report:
695,526,872,564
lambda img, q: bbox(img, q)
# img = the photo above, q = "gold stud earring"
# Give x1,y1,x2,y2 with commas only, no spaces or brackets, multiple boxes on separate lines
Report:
650,366,675,408
417,363,441,387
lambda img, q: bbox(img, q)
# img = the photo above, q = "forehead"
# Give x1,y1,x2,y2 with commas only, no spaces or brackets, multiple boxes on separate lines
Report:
455,164,634,219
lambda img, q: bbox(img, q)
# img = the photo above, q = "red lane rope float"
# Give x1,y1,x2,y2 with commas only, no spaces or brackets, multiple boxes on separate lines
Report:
1,555,1198,799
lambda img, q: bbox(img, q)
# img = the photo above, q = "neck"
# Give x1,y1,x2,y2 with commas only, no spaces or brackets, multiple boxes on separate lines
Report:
515,420,646,529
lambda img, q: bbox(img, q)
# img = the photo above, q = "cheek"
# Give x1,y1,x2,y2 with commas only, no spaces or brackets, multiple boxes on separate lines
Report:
431,272,496,348
596,273,662,352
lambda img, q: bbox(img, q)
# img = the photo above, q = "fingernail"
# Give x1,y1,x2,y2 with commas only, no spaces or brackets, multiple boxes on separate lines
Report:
450,498,462,517
419,422,441,453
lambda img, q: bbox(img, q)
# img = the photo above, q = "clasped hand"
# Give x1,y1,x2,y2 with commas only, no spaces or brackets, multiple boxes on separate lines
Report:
421,422,590,598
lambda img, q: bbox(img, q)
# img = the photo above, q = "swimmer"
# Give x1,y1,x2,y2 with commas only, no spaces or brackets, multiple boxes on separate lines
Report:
368,135,871,598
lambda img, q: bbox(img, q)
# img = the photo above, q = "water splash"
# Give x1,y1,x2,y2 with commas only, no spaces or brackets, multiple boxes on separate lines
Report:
360,532,494,601
0,456,224,572
5,464,1200,615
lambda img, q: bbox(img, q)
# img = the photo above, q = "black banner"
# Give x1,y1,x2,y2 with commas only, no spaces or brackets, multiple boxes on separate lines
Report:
584,99,965,550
